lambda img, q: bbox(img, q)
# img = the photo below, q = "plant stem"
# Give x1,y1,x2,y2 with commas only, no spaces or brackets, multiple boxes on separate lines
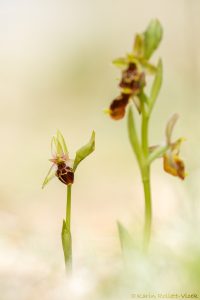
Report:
141,104,152,251
62,184,72,273
141,165,152,251
128,104,152,251
66,185,72,229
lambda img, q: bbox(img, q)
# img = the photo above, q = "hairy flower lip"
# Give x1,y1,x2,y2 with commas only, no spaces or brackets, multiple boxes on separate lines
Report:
109,93,130,120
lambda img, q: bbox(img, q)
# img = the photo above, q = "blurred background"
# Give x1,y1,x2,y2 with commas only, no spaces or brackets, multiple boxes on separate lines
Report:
0,0,200,299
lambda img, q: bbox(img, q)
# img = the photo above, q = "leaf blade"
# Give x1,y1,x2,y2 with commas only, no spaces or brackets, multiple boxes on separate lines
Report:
117,221,135,255
62,219,72,270
149,59,163,114
127,107,142,165
73,131,95,171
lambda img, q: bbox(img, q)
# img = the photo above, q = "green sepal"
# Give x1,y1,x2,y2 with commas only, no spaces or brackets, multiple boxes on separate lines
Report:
51,130,68,158
112,57,128,68
143,19,163,60
133,34,144,57
61,219,72,270
73,131,95,171
56,130,68,155
139,58,157,74
42,164,56,189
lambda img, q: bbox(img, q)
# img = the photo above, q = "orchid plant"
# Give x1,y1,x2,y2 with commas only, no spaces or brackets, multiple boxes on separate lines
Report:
42,130,95,271
106,20,186,251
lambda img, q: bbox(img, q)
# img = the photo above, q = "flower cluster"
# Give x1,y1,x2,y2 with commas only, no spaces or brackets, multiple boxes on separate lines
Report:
107,20,186,180
107,20,163,120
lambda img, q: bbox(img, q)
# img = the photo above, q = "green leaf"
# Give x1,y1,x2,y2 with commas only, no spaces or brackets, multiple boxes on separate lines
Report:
149,59,163,113
117,221,135,255
62,219,72,270
144,19,163,60
73,131,95,171
127,107,142,165
42,164,56,189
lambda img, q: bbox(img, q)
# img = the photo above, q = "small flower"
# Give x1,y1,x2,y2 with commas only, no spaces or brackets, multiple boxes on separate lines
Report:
163,114,186,180
148,114,186,180
42,130,95,188
163,138,185,180
42,131,74,188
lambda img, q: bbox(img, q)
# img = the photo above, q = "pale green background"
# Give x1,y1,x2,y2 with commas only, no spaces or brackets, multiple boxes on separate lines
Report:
0,0,200,299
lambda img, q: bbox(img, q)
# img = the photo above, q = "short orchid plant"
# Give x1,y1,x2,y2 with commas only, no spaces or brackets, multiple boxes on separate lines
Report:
106,20,186,251
42,130,95,271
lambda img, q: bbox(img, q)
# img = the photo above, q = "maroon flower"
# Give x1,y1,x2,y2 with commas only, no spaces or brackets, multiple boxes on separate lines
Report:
109,93,130,120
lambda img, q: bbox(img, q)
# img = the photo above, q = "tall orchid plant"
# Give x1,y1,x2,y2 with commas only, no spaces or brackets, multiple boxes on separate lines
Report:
106,20,186,250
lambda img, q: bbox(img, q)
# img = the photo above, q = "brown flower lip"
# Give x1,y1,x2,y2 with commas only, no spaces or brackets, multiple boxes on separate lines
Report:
109,93,129,120
56,162,74,185
108,62,146,120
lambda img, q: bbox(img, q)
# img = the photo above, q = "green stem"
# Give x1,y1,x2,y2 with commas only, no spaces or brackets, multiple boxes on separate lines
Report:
141,103,152,251
62,185,72,273
66,185,72,229
141,166,152,251
127,104,152,251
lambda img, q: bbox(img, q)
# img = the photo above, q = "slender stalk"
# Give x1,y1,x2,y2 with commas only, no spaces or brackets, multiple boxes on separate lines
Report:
62,184,72,273
66,185,72,229
141,103,152,251
128,104,152,251
141,166,152,251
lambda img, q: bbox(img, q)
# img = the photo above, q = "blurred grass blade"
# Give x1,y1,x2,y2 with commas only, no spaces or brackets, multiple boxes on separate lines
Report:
62,219,72,271
149,59,163,113
57,130,68,155
117,221,135,255
144,19,163,60
73,131,95,171
42,164,56,189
